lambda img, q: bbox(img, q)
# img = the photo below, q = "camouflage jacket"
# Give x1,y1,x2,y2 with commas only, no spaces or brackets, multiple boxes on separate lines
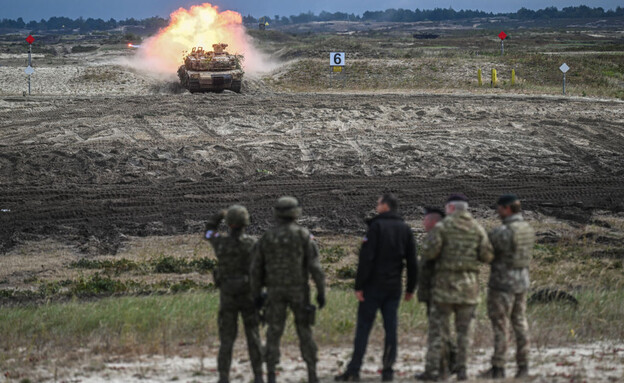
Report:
423,211,494,305
417,232,436,303
205,212,257,295
488,214,534,293
250,220,325,300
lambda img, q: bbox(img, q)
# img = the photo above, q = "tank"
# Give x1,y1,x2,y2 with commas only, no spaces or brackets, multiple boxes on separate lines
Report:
178,43,243,93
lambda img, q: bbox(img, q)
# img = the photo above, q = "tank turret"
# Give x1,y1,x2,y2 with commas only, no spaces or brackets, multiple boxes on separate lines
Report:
178,43,243,93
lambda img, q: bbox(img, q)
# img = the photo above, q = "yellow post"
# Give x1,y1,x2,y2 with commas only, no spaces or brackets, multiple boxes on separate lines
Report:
511,69,516,86
491,68,498,88
478,68,482,87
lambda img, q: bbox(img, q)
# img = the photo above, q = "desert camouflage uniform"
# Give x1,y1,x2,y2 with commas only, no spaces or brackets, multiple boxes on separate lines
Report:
487,214,534,369
205,212,263,383
418,232,457,376
250,219,325,380
422,211,494,376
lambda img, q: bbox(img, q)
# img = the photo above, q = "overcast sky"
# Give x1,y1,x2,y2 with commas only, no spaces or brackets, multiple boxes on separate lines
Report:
0,0,621,21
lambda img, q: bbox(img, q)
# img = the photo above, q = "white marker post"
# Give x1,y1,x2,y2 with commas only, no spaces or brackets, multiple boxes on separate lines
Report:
25,34,35,95
329,52,346,88
560,63,570,95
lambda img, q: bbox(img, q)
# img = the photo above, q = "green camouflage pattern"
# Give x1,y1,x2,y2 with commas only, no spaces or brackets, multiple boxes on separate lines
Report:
488,214,534,293
423,210,494,305
205,211,263,380
487,290,530,369
425,302,476,375
250,219,325,375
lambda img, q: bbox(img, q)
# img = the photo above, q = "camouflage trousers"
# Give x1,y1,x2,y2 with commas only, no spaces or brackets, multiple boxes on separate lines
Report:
426,302,458,376
265,288,317,373
487,289,530,368
425,302,476,375
218,292,264,380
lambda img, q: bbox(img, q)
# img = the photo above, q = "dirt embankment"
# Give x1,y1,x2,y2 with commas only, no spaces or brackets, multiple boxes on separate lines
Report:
1,93,623,253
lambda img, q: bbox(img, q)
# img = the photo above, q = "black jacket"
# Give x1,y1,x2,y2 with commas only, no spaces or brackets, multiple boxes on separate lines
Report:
355,212,418,293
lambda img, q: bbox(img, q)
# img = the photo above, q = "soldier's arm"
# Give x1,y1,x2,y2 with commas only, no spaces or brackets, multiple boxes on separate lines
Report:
250,240,265,299
405,231,418,294
488,226,512,261
204,210,227,243
354,222,379,291
307,238,326,298
423,224,444,261
478,226,495,264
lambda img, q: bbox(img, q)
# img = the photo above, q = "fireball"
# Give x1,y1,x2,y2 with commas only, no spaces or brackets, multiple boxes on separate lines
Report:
138,3,262,73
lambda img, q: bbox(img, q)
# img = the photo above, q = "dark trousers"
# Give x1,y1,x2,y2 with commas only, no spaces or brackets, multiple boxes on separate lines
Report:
347,288,401,373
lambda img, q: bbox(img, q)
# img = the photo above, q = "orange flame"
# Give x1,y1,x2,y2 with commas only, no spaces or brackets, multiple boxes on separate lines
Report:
138,3,260,73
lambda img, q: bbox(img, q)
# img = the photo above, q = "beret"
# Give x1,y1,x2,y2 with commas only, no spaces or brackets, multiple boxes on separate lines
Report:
424,207,446,218
447,193,469,203
497,194,519,206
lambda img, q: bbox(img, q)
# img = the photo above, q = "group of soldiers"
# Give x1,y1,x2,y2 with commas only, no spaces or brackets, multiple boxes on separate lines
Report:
204,192,534,383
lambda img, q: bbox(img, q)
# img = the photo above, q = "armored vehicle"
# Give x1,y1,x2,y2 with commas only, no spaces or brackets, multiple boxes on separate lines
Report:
178,43,243,93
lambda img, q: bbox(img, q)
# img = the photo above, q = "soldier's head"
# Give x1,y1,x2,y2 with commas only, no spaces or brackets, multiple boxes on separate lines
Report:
496,194,521,219
226,205,250,231
423,207,445,232
274,196,301,221
376,193,398,214
445,194,469,215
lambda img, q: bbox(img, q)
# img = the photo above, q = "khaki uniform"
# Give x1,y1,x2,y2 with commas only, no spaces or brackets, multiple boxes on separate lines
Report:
487,214,534,369
205,213,263,382
422,211,493,375
250,220,325,377
418,232,457,375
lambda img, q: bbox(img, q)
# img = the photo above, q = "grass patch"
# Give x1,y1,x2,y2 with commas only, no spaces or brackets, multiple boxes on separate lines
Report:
70,256,217,275
0,289,621,357
71,45,99,53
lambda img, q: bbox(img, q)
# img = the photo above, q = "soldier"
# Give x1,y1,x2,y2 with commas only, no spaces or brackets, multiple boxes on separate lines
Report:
416,194,493,382
205,206,264,383
481,195,534,379
250,196,326,383
417,207,457,379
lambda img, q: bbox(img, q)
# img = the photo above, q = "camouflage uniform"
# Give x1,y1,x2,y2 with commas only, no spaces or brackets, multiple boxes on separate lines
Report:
487,214,534,371
205,207,263,383
422,210,494,378
418,233,457,376
250,197,326,383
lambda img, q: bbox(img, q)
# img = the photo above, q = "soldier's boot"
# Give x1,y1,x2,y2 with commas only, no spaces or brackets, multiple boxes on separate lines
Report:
307,366,318,383
267,372,277,383
479,367,505,379
456,367,467,381
414,371,438,382
515,365,529,379
448,350,458,374
381,368,393,382
254,374,265,383
335,370,360,382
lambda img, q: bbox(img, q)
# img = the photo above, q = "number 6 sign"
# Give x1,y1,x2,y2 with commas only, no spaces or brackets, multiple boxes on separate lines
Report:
330,52,345,67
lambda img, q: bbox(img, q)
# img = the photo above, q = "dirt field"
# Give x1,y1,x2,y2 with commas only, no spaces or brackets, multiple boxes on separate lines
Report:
7,343,624,383
1,89,623,252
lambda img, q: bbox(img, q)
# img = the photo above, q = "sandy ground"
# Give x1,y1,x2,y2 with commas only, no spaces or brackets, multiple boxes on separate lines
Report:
8,343,623,383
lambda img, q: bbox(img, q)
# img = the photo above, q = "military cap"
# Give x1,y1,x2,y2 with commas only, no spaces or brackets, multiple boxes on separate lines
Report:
447,193,469,203
497,194,519,206
424,207,446,218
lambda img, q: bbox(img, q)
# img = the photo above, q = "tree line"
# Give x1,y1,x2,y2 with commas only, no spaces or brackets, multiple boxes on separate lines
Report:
1,5,622,32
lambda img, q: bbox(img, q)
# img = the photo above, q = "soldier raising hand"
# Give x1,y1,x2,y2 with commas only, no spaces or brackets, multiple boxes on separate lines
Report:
205,206,264,383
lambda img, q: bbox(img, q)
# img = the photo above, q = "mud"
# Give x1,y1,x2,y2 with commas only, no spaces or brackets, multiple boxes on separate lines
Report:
1,92,623,252
16,343,624,382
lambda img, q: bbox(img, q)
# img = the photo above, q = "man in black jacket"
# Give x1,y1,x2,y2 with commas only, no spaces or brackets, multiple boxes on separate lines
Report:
336,194,418,382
